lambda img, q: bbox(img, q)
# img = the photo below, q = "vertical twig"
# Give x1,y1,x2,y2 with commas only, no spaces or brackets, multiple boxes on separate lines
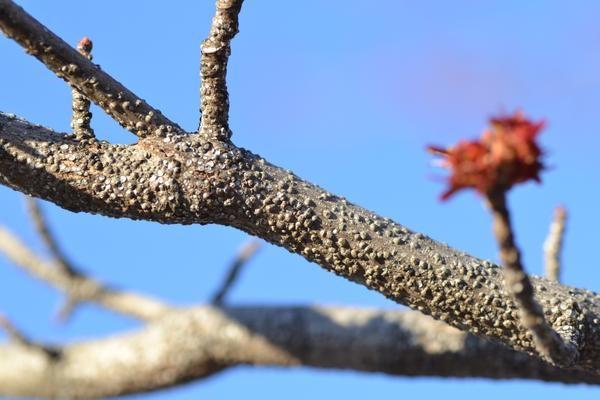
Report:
544,206,567,282
486,191,576,366
199,0,244,140
71,36,95,140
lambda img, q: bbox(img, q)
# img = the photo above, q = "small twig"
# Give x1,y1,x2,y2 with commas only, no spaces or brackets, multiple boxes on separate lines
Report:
199,0,244,140
55,297,79,323
0,314,29,346
71,36,95,140
0,0,182,138
544,206,567,282
25,196,79,277
486,191,576,367
0,313,59,358
0,226,170,321
212,239,261,305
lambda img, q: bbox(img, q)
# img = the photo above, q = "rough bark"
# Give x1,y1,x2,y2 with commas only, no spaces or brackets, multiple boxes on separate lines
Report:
1,0,600,397
1,112,599,374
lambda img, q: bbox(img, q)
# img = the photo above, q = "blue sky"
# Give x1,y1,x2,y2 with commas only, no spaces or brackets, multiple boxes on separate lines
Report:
1,1,599,399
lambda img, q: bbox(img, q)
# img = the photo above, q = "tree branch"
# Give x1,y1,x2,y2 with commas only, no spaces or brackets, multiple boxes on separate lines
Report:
1,0,600,377
0,305,597,399
0,0,183,138
545,206,567,282
0,225,171,320
0,112,599,373
0,313,59,359
25,196,79,277
0,314,30,347
199,0,244,140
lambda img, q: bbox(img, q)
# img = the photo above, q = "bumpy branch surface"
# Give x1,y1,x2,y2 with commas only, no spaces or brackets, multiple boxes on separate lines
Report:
1,112,599,374
0,0,182,138
0,225,170,320
545,206,567,282
0,306,598,399
199,0,243,140
486,191,576,366
70,37,95,140
2,0,600,381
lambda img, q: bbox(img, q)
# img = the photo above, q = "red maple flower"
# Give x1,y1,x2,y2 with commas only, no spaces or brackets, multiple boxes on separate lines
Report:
428,111,545,200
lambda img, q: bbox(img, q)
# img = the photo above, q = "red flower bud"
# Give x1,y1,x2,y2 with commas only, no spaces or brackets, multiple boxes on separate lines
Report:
428,111,545,200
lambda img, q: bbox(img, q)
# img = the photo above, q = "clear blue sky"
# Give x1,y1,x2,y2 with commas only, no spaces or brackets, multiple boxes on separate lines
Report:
1,1,599,399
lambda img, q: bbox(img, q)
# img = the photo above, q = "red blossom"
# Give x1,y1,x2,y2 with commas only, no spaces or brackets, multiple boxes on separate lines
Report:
428,111,545,200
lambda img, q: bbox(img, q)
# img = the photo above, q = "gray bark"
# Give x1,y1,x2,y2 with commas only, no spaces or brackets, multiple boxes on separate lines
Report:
0,306,597,399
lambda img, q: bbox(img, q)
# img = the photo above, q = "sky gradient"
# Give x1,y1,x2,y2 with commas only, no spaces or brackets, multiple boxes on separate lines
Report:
1,1,599,399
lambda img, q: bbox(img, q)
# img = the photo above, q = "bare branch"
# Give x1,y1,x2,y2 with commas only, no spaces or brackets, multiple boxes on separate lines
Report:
25,196,79,276
0,313,59,359
212,239,261,305
0,306,597,399
486,191,576,366
0,314,29,346
1,113,599,373
71,37,95,141
0,0,183,138
199,0,244,140
0,226,171,321
545,206,567,282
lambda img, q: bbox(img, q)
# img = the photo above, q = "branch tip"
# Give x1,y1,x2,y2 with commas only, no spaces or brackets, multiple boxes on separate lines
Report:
544,205,567,282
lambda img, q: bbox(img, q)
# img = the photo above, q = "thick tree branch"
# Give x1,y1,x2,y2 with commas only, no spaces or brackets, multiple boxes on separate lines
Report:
0,225,171,320
0,305,597,399
199,0,243,140
0,0,183,138
545,206,567,282
0,112,599,373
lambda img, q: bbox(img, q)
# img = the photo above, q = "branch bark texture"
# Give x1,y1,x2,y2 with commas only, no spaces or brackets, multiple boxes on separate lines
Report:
199,0,243,140
1,1,600,396
1,113,599,373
